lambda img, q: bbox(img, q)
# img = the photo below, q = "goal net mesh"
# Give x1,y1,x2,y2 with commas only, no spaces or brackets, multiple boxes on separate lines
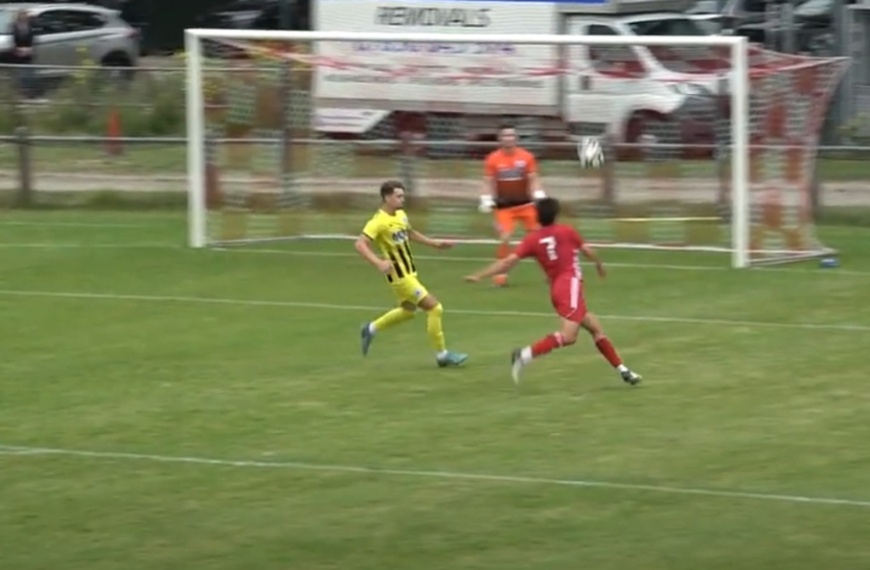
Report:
192,34,849,265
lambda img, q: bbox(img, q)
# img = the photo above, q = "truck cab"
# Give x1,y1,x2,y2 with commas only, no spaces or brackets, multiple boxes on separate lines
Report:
563,11,728,156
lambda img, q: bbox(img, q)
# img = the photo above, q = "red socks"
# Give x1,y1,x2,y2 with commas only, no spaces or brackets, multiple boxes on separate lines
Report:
523,334,625,370
531,333,564,358
595,337,623,367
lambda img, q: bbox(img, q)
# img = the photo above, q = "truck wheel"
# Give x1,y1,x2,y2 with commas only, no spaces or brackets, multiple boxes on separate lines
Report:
625,112,678,161
641,116,682,161
426,114,463,159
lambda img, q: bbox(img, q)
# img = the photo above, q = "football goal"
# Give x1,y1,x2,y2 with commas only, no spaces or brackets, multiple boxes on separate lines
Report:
184,28,849,268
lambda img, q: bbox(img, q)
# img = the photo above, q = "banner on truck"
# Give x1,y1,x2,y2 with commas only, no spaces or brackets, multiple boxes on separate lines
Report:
313,0,561,110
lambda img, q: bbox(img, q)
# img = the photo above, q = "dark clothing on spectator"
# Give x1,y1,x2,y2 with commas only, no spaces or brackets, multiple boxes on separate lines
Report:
7,18,36,99
11,21,34,63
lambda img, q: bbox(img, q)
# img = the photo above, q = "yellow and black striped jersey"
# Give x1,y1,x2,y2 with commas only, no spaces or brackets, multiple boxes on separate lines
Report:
361,208,417,282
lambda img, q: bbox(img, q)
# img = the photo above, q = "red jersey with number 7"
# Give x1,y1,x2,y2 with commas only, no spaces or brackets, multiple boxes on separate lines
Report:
513,224,585,284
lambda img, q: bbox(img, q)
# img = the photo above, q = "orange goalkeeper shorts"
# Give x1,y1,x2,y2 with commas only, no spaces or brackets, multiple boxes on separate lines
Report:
494,202,539,236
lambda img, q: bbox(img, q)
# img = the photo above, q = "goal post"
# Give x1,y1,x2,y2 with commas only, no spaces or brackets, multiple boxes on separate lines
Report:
184,28,847,268
186,28,206,249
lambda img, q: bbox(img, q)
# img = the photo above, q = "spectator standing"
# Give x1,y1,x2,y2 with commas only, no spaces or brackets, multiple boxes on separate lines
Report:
10,9,35,99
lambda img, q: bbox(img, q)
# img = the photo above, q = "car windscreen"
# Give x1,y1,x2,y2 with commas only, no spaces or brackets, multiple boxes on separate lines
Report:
0,10,15,32
626,18,731,74
626,17,711,37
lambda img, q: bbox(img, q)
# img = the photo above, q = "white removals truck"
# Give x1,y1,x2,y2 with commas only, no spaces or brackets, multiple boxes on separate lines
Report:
311,0,728,152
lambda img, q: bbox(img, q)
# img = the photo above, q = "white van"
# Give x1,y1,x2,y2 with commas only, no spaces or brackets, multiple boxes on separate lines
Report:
313,0,729,158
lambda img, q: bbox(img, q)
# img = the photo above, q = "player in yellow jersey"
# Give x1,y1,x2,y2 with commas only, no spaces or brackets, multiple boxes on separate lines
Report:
354,180,468,368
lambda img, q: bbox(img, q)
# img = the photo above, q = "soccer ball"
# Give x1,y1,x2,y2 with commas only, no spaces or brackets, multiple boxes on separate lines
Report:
577,136,605,169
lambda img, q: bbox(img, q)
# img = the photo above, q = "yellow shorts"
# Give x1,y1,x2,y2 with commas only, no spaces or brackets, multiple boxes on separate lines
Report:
390,275,430,306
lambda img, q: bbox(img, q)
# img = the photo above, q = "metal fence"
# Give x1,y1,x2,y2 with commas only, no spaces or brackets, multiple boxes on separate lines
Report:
1,132,867,219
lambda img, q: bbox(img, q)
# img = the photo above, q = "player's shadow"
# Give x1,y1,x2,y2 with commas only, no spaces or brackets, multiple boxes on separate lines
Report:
510,381,646,397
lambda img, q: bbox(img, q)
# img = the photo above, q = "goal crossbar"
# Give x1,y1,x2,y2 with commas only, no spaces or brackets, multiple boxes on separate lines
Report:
185,28,745,47
183,29,751,266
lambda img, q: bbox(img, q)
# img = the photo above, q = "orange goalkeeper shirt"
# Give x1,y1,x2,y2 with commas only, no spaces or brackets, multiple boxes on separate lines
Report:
484,147,538,209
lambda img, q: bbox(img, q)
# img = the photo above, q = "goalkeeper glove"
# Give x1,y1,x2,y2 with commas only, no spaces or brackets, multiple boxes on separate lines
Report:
532,189,546,201
478,194,495,213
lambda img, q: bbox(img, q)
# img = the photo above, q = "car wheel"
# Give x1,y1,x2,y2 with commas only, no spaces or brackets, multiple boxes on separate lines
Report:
100,53,136,84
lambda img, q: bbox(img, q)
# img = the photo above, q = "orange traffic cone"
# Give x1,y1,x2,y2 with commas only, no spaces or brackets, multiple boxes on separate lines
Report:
105,107,122,156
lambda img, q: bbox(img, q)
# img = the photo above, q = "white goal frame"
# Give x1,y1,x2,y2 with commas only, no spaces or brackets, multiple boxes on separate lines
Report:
184,29,751,268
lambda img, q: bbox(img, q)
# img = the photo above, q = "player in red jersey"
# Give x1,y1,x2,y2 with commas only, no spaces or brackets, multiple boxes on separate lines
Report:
465,197,642,385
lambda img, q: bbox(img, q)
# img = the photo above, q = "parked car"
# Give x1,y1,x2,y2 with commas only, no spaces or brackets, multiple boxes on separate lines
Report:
719,0,774,31
194,0,309,31
685,0,730,35
0,2,139,80
731,0,853,54
193,0,309,58
0,0,150,53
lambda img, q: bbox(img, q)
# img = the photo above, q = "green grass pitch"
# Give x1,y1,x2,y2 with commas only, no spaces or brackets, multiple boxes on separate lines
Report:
1,211,869,569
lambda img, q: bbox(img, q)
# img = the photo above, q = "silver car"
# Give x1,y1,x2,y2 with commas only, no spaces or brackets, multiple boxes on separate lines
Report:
0,2,139,79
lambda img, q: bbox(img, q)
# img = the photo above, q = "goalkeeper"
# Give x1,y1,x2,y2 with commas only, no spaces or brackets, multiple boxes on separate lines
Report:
479,124,546,287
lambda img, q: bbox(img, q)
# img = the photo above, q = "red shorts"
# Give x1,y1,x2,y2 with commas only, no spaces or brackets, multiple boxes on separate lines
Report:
494,203,539,236
551,275,587,323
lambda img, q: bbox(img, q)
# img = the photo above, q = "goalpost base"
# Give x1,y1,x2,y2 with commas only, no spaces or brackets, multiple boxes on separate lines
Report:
747,248,839,268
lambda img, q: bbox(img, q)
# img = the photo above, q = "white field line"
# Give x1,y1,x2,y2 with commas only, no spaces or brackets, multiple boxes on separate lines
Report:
0,242,177,249
0,288,867,332
1,241,870,276
220,247,870,276
0,221,151,228
0,444,868,509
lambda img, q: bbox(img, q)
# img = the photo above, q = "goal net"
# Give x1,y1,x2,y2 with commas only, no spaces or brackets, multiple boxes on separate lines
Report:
184,29,849,268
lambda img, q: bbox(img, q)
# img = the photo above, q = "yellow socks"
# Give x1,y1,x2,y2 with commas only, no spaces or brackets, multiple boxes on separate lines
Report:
370,307,415,333
368,304,446,357
426,303,447,353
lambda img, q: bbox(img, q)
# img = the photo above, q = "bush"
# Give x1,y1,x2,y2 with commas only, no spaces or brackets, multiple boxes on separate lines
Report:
15,52,187,136
3,51,310,137
838,113,870,147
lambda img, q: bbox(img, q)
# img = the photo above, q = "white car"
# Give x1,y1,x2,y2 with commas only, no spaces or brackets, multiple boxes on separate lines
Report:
0,2,140,79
